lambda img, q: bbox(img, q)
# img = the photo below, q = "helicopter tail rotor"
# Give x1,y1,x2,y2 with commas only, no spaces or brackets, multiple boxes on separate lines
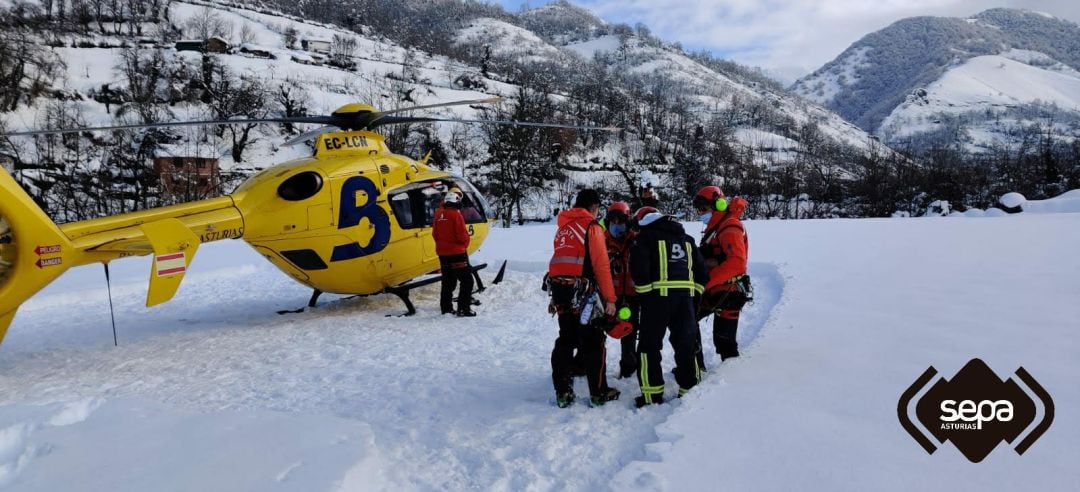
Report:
0,167,77,344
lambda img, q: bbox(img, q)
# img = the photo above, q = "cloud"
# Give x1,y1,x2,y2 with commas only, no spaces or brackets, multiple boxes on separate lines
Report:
554,0,1080,82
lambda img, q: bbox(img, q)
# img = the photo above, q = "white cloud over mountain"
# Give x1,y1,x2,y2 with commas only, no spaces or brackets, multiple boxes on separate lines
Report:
504,0,1080,83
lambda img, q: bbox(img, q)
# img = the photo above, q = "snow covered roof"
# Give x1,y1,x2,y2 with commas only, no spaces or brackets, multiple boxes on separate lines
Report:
154,144,227,159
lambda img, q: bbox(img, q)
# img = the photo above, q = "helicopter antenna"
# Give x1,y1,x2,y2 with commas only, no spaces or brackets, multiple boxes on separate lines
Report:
103,263,119,347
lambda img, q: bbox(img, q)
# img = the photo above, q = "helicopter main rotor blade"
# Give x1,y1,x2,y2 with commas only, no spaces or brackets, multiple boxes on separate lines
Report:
374,97,503,117
371,116,621,132
282,125,337,147
1,116,336,137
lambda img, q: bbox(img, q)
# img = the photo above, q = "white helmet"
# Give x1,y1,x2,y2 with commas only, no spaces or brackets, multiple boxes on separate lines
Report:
444,191,462,204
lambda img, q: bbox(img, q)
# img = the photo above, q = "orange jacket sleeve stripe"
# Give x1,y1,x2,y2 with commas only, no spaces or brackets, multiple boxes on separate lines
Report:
587,223,617,303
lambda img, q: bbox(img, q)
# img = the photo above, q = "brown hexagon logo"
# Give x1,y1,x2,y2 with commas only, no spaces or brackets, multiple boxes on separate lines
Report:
898,359,1054,463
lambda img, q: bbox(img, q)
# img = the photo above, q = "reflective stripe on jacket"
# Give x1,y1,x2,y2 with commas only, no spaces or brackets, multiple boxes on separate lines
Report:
630,217,706,297
548,208,616,303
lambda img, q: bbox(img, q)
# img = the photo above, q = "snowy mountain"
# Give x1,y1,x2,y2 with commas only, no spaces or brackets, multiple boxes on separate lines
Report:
502,2,878,157
1,207,1078,490
792,9,1080,150
1,0,896,223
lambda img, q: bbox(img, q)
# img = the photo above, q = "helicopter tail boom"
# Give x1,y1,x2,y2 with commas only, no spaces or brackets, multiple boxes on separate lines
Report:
0,167,77,344
1,165,245,344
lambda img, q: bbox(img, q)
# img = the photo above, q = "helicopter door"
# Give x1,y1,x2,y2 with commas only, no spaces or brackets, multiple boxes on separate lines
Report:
307,203,333,230
387,182,447,264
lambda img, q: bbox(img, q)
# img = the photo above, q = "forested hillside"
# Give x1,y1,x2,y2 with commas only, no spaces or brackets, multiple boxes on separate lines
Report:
2,0,1076,222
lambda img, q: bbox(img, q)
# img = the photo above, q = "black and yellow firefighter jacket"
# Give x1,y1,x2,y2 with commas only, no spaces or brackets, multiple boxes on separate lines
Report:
630,217,707,298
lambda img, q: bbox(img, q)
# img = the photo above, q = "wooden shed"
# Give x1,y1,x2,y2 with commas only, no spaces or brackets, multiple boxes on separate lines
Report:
152,145,226,199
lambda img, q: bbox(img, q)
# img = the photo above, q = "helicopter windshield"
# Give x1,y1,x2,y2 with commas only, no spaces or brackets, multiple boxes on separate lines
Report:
388,178,489,229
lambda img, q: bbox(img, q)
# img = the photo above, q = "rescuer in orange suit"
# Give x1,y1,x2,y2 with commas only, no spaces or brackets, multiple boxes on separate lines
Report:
547,189,619,408
693,186,750,360
433,190,475,317
602,201,640,379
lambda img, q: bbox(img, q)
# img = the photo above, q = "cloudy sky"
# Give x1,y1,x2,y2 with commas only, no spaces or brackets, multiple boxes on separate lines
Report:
495,0,1080,83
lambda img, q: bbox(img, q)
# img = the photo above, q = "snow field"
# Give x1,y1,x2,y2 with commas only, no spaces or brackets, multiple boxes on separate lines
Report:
0,224,782,490
3,212,1077,490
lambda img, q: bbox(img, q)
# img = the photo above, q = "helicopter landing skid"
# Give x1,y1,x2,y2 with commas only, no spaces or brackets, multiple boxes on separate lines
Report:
276,263,494,316
383,262,489,317
274,289,324,314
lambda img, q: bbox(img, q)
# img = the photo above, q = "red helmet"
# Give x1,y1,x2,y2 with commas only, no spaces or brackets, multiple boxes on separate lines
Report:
607,201,631,215
634,206,659,223
606,201,631,223
693,186,728,212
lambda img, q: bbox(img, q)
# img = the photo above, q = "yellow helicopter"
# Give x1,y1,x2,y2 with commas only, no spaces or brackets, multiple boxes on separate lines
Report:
0,97,615,346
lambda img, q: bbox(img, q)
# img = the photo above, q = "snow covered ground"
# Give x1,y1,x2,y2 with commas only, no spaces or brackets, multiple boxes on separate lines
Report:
1,213,1079,490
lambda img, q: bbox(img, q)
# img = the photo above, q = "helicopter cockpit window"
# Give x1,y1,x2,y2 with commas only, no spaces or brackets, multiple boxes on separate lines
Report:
277,171,324,201
387,178,489,230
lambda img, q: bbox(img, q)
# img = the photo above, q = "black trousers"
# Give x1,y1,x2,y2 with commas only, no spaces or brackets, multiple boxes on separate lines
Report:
439,253,474,313
618,297,640,377
551,311,609,398
697,289,746,359
713,313,740,359
638,295,700,401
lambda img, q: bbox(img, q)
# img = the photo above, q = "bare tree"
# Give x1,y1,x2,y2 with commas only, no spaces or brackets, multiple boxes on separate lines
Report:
202,63,268,163
0,32,63,111
115,47,170,123
239,23,257,45
283,26,298,49
329,34,357,68
447,124,478,178
480,81,563,226
273,79,310,135
185,6,231,40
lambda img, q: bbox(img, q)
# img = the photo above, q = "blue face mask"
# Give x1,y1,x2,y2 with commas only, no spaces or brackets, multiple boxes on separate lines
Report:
609,223,626,237
699,212,712,224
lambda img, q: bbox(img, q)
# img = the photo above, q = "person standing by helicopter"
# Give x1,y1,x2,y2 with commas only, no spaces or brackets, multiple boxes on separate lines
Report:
602,201,640,379
547,189,620,408
434,189,476,317
693,186,750,360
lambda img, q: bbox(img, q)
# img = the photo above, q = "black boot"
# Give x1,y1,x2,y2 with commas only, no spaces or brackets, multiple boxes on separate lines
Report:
590,388,621,407
635,394,664,408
